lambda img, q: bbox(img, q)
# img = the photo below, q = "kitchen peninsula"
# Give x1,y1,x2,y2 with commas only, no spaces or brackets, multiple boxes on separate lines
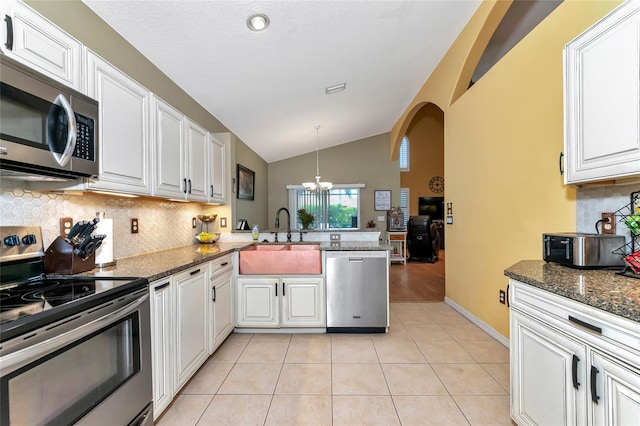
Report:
504,260,640,425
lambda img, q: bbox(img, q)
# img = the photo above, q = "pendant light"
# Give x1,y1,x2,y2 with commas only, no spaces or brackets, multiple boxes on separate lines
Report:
302,126,333,192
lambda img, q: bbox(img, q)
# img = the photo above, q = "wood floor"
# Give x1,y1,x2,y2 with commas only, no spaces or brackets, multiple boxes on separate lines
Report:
389,250,445,302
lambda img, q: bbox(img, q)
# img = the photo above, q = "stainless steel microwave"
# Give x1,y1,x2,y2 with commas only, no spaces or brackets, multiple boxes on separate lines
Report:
0,55,98,181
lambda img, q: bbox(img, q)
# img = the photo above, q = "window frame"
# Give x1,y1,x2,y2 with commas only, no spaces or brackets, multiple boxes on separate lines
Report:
399,136,410,171
286,184,365,230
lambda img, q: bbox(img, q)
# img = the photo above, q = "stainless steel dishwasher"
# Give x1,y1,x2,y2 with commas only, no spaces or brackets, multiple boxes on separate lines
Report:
325,250,389,333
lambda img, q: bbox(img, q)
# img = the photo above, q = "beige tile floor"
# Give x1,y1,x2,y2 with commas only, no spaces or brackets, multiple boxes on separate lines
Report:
156,302,512,426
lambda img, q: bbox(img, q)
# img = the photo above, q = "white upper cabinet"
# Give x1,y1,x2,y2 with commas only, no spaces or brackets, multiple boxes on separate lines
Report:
185,118,208,202
153,96,186,199
208,134,226,203
0,0,82,91
85,50,152,195
564,1,640,184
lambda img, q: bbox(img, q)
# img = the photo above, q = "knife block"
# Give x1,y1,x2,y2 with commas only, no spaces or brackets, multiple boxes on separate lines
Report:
44,236,95,275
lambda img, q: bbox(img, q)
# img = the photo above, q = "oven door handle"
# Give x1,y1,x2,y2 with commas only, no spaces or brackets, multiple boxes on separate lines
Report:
0,293,148,376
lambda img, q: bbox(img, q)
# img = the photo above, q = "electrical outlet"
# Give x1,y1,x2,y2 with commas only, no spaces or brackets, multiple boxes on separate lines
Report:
330,233,341,241
499,290,506,304
131,218,139,234
192,217,197,229
601,212,616,234
59,217,73,238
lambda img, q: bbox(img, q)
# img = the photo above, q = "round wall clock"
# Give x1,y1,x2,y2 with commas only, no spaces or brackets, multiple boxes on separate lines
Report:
429,176,444,193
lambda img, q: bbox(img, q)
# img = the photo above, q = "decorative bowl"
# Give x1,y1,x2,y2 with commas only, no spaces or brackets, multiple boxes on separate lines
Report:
195,232,220,244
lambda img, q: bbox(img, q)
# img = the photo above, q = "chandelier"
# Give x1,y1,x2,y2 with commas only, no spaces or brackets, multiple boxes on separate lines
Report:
302,126,333,192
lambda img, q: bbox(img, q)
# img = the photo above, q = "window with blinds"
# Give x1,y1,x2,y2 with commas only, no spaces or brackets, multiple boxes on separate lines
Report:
399,188,409,227
399,136,410,171
289,187,361,230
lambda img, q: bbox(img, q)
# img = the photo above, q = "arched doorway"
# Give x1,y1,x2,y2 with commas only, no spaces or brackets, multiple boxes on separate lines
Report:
389,102,445,302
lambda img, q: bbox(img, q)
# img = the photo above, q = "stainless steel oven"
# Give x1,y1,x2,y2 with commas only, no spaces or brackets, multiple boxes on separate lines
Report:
0,227,152,425
0,54,98,181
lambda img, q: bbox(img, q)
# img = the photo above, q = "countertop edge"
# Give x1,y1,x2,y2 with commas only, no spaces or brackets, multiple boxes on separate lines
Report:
504,260,640,323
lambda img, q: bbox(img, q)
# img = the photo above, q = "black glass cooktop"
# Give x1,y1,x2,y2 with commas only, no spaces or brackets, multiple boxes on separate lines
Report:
0,276,147,342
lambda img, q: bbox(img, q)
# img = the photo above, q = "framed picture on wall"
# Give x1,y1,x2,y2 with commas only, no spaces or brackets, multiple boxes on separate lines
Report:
374,190,391,211
237,164,255,200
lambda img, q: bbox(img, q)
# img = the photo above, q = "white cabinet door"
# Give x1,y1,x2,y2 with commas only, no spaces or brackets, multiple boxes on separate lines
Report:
564,1,640,184
209,134,226,203
590,351,640,426
281,277,325,327
153,96,186,199
210,271,233,354
236,277,279,327
0,0,82,91
85,50,151,195
149,279,173,420
511,310,588,426
174,266,209,391
185,118,208,202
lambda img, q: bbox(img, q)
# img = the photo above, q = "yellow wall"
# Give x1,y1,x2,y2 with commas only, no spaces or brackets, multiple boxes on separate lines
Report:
401,103,444,216
394,0,622,337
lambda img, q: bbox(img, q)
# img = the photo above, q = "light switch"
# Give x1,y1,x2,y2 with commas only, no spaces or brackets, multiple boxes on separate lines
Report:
377,216,385,222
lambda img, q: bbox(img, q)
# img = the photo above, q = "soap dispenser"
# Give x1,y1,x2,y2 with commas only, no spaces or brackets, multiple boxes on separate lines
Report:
252,224,259,241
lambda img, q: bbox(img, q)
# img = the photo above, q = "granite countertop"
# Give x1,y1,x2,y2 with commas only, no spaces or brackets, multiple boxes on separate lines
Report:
505,260,640,323
87,242,248,282
83,240,390,282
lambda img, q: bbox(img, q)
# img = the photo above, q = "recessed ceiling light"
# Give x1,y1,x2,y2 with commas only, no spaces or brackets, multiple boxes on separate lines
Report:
247,14,270,31
325,83,346,94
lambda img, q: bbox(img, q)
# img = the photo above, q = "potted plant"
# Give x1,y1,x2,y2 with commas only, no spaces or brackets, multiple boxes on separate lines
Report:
297,208,315,230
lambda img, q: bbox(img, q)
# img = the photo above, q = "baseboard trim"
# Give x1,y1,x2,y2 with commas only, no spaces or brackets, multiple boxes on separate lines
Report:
444,297,509,348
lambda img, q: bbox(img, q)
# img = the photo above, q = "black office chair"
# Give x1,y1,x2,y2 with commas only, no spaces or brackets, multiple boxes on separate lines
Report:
407,215,439,263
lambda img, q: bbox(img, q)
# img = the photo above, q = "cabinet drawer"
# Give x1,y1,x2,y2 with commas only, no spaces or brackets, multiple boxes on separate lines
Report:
388,234,405,241
509,280,640,361
211,255,232,276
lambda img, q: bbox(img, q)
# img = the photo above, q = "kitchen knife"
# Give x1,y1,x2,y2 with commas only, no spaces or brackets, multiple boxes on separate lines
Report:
77,234,106,259
65,221,83,242
74,234,95,258
77,218,100,243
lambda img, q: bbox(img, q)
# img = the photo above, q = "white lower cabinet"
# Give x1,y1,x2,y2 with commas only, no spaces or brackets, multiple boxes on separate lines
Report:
209,255,234,354
590,351,640,425
149,278,173,420
149,258,235,420
511,310,587,426
174,265,209,391
509,279,640,426
236,276,325,328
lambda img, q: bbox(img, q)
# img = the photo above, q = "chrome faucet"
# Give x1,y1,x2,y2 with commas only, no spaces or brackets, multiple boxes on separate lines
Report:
275,207,292,242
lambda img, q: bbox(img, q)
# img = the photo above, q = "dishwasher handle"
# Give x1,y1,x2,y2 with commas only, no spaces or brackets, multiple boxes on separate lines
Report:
348,257,364,262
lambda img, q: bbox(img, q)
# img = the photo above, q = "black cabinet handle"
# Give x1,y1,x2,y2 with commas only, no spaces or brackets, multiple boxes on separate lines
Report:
506,283,510,308
559,152,564,175
155,282,170,291
221,262,228,267
275,283,278,297
183,178,187,194
572,355,580,390
212,286,216,302
4,15,13,50
591,366,600,404
190,268,201,276
569,316,602,334
188,179,192,194
283,282,286,296
210,185,214,197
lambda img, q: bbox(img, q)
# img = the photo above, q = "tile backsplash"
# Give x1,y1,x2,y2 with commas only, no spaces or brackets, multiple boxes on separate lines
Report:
577,182,640,247
1,180,219,259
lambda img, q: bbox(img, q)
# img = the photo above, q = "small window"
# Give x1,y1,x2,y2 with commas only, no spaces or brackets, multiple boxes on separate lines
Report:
399,136,410,171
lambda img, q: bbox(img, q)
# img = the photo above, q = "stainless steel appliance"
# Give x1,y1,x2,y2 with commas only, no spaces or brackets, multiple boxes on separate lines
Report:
0,226,152,425
0,55,99,180
543,232,625,269
325,250,388,333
